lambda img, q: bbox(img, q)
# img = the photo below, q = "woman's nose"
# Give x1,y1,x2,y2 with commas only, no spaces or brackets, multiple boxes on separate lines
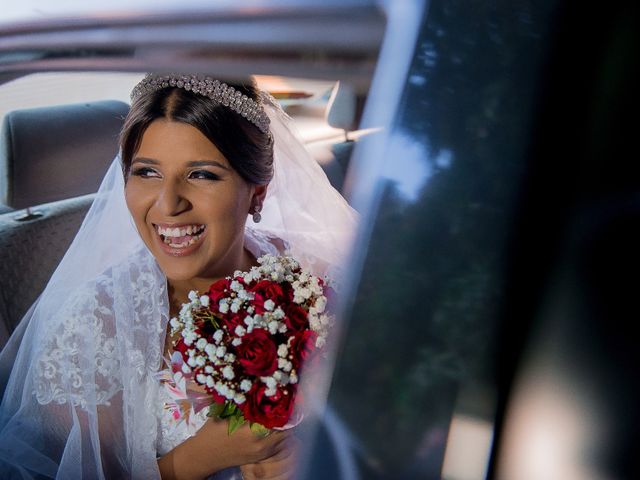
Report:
155,179,191,216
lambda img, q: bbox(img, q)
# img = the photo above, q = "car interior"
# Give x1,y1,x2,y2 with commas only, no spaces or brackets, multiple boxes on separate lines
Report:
4,1,637,478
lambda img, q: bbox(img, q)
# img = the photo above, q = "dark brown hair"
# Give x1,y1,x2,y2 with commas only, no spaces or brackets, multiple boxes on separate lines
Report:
119,79,273,184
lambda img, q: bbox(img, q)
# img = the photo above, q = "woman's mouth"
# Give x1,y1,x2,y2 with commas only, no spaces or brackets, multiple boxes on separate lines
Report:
153,223,207,253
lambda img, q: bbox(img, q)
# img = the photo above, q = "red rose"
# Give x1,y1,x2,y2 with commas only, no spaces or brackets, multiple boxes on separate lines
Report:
208,278,231,310
221,310,247,332
249,280,285,302
283,304,309,332
282,283,295,303
174,337,189,355
289,330,318,371
235,328,278,376
240,383,296,429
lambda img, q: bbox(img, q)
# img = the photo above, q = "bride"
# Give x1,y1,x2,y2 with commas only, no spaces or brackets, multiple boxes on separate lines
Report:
0,74,357,479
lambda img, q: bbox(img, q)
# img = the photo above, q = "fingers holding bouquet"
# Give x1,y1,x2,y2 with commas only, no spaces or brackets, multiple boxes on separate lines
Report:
240,431,302,480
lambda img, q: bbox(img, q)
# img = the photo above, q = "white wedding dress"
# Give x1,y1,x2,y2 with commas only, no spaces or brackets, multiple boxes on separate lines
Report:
23,232,278,479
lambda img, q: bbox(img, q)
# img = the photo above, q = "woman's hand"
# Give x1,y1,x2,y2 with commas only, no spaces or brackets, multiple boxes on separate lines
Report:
158,418,292,480
240,432,301,480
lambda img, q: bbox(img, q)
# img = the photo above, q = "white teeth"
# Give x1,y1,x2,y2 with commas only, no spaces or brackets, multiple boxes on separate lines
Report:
168,233,202,248
156,224,205,238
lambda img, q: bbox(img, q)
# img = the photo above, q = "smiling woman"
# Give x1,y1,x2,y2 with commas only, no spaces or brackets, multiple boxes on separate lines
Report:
0,73,358,479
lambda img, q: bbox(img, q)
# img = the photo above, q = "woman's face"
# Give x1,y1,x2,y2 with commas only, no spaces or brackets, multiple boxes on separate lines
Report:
125,119,257,283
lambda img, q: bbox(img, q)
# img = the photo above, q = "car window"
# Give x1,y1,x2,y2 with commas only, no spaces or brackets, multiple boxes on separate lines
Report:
319,1,557,478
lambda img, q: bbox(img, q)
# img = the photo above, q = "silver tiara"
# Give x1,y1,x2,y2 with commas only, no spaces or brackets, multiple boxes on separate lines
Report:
130,73,271,134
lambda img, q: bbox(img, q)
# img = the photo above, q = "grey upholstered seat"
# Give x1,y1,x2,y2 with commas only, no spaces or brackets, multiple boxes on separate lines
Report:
0,195,94,347
307,82,361,193
0,100,129,350
0,100,129,209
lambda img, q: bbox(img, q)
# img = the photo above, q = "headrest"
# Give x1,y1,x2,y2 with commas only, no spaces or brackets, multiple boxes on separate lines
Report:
0,100,129,209
326,82,357,133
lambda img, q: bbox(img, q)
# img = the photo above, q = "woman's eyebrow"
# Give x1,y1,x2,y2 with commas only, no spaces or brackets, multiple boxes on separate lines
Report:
131,156,159,165
187,160,230,171
131,157,230,171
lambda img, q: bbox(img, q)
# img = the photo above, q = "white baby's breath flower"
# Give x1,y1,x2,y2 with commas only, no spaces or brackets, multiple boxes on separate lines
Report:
232,338,242,347
240,379,252,392
195,356,206,367
309,317,321,331
224,353,236,363
278,358,292,372
230,300,241,313
181,363,192,374
219,301,230,314
213,329,224,343
273,307,285,320
196,338,208,350
238,289,254,301
230,280,242,292
265,387,277,397
222,365,235,380
200,295,210,307
206,376,215,388
182,330,197,346
315,296,327,313
289,372,298,384
169,317,181,330
179,308,193,323
261,376,277,389
188,290,199,302
264,299,275,311
234,393,246,404
316,336,327,349
205,343,216,358
205,365,214,374
196,373,207,384
277,344,288,358
215,346,226,358
234,326,246,337
268,321,279,335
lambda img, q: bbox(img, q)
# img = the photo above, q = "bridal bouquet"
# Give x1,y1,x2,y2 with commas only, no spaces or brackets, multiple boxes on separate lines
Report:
164,254,334,435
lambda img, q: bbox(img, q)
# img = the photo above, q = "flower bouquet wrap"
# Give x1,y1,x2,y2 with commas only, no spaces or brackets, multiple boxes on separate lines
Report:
162,254,335,435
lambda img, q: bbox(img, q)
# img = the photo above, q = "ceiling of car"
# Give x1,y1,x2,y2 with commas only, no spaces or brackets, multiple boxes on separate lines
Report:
0,2,385,92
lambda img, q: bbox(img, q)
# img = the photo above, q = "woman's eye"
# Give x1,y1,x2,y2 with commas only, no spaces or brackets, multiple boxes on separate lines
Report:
131,167,160,178
189,170,220,181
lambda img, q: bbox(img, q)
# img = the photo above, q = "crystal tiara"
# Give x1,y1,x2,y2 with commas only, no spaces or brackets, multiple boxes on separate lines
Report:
130,73,271,134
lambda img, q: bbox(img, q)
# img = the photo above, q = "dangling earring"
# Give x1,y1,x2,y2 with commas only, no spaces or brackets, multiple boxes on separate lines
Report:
252,205,262,223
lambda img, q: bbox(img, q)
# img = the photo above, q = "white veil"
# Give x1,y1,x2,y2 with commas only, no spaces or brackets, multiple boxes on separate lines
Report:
0,86,357,478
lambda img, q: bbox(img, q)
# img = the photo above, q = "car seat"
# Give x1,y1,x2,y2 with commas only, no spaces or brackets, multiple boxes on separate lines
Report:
0,100,129,349
307,82,364,193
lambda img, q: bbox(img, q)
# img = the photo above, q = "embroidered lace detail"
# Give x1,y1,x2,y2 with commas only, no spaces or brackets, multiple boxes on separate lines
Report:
34,272,121,408
33,249,168,412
